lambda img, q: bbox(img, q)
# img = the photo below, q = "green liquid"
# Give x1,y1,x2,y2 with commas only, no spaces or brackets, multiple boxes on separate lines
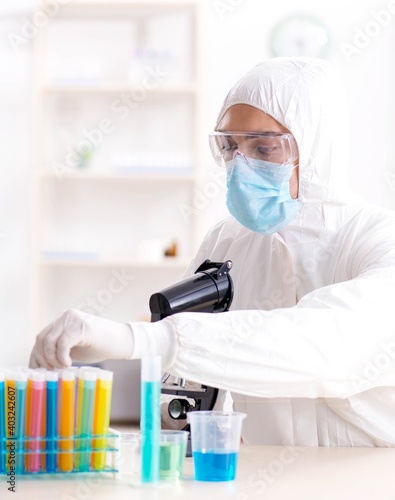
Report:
160,442,187,480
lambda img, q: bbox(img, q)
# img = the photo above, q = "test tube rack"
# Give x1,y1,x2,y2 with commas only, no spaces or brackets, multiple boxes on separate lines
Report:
0,428,120,476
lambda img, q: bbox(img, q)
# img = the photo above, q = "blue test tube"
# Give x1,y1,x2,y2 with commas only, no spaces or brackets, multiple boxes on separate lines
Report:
0,372,5,473
45,371,58,473
141,356,161,483
15,371,27,473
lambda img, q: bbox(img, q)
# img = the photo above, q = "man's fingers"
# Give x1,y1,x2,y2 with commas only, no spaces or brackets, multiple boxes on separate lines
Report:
28,351,53,370
55,323,87,368
55,335,74,368
29,322,54,368
29,352,40,369
30,309,96,368
41,319,70,368
40,311,83,367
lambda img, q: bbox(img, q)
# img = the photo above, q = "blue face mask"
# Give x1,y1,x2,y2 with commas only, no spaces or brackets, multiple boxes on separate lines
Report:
226,154,301,234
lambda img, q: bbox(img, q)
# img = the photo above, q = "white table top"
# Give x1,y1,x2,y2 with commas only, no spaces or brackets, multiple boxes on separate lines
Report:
3,445,395,500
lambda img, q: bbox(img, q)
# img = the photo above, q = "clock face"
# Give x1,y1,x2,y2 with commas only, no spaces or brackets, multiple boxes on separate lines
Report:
270,14,331,59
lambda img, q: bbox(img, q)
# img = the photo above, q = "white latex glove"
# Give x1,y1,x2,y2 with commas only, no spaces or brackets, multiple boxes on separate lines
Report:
29,309,134,369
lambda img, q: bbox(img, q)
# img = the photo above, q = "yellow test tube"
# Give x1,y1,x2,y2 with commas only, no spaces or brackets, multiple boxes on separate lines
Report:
5,371,16,473
59,370,75,472
5,372,16,435
75,370,84,451
92,370,113,471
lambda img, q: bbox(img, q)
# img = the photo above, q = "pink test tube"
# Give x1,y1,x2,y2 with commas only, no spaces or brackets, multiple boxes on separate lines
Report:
28,371,45,473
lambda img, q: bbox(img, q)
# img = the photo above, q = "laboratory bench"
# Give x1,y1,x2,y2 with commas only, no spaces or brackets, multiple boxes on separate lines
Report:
2,444,395,500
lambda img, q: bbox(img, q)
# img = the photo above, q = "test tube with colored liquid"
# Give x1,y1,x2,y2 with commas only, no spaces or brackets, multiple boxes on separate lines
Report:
33,368,47,468
27,370,45,473
141,356,161,483
92,370,113,471
76,369,97,472
15,371,27,473
58,370,75,472
5,371,16,473
24,372,33,471
45,371,58,473
0,372,5,473
75,369,83,463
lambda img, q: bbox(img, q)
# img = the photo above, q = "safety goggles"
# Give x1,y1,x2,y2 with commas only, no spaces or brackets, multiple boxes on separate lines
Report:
209,131,298,168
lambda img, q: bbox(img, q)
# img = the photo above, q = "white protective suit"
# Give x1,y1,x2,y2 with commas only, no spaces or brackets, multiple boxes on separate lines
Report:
132,57,395,446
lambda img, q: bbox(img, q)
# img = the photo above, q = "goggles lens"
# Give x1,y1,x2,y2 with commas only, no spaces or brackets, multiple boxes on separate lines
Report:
209,131,298,167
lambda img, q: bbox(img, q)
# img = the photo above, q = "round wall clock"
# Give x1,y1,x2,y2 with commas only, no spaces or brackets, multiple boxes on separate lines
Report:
270,14,331,59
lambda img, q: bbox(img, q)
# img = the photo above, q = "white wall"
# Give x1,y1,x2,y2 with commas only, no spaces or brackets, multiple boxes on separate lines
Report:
199,0,395,232
0,7,33,366
1,0,395,366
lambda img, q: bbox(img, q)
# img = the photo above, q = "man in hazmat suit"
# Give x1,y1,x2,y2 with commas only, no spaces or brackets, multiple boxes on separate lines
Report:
30,57,395,446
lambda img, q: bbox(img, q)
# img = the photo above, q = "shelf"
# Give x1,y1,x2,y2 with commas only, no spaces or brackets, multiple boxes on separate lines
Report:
30,0,202,341
44,83,197,94
63,0,197,4
39,257,191,269
56,0,197,9
43,1,198,20
39,170,196,181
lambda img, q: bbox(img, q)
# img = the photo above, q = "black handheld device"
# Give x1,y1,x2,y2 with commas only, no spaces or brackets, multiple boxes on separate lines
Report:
149,259,234,453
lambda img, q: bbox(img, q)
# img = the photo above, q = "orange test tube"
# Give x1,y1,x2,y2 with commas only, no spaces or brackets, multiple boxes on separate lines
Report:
58,370,75,472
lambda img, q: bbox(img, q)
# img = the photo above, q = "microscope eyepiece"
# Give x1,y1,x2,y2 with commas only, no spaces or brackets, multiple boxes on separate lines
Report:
149,260,233,322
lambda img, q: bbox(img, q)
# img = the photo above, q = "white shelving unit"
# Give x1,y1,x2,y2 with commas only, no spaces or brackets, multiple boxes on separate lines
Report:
43,83,197,93
30,0,205,345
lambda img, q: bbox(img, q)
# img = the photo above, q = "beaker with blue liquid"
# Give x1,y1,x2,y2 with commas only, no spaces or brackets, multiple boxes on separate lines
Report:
187,411,246,481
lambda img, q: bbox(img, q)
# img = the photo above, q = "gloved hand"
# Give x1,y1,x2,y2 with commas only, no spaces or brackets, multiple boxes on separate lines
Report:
29,309,134,369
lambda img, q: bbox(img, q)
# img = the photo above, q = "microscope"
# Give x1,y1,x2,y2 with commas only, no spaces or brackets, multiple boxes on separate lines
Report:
149,259,234,444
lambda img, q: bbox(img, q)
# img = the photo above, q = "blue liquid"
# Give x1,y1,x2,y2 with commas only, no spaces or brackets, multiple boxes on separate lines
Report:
193,450,238,481
141,381,160,483
46,381,58,473
0,381,4,473
16,380,27,473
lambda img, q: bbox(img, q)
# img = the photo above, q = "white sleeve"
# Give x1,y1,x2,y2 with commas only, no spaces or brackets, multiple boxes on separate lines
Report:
131,266,395,400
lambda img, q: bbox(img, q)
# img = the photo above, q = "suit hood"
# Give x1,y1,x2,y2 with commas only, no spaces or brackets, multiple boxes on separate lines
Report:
215,57,350,204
